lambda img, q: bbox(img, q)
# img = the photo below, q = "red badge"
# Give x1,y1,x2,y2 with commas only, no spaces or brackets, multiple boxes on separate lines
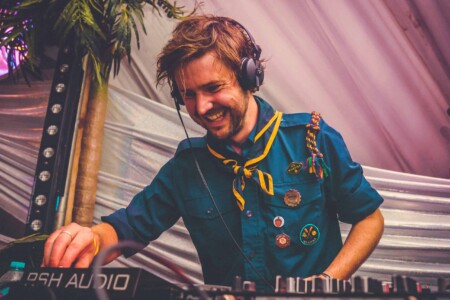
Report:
276,233,291,248
273,216,285,228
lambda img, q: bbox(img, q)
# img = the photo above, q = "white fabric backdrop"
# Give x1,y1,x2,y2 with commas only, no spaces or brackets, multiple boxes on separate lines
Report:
1,0,449,291
110,0,450,179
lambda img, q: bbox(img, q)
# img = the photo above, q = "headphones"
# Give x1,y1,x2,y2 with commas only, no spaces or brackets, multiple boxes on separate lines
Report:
171,19,264,109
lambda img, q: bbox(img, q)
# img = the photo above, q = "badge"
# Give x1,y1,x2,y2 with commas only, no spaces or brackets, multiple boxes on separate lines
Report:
275,233,290,248
287,162,303,174
273,216,285,228
300,224,320,245
283,189,301,207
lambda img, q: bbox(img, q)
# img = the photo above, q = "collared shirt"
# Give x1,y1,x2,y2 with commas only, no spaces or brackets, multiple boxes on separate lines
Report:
102,96,383,291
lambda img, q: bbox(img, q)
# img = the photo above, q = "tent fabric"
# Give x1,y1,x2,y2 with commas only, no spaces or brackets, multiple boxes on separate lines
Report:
0,82,51,224
1,0,449,291
110,0,450,179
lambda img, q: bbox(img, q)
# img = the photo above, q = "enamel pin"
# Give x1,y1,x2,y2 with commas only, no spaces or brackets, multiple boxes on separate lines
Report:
283,189,301,207
287,162,303,174
273,216,285,228
276,233,291,248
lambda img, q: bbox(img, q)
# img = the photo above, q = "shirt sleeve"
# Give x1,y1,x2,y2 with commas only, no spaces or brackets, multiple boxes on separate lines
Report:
319,119,383,224
101,159,181,257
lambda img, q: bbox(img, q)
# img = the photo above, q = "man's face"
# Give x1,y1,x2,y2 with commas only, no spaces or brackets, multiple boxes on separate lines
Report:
175,52,256,143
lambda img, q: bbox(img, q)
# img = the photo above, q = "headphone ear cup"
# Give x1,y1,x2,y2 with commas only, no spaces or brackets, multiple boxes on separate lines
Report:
240,57,264,90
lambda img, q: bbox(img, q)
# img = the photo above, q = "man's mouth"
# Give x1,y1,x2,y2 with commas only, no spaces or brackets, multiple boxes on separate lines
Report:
204,109,226,122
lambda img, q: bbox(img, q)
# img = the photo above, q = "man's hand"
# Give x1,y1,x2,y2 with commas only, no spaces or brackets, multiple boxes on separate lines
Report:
41,222,119,268
41,223,99,268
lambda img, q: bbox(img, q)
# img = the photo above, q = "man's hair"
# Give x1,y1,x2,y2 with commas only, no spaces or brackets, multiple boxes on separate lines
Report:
156,14,261,91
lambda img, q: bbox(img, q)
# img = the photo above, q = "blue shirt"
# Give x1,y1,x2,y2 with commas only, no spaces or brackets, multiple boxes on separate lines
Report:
102,96,383,291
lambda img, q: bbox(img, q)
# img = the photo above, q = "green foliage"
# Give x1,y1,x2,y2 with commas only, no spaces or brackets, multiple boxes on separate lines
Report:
0,0,193,84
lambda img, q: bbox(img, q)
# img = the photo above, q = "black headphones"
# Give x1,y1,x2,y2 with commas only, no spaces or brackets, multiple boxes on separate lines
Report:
171,19,264,109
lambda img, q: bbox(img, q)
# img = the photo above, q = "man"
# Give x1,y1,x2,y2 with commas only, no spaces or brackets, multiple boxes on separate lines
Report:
42,15,384,291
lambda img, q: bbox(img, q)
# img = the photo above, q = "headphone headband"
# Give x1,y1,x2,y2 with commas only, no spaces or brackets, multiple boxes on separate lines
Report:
229,20,262,61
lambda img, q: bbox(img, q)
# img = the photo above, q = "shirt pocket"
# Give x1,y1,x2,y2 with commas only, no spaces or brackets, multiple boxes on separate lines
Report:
182,189,241,246
263,178,324,245
184,188,237,219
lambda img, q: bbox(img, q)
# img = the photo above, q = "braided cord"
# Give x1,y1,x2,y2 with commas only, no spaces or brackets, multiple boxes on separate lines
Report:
306,111,330,179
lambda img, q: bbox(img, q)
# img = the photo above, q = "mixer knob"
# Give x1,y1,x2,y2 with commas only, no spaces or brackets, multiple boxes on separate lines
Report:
344,279,352,293
405,277,417,293
352,276,363,293
392,275,405,293
416,281,423,293
274,275,286,293
232,275,242,291
368,278,383,294
286,277,296,293
242,280,256,292
330,278,338,293
295,277,305,293
305,278,313,293
438,278,450,293
312,276,325,294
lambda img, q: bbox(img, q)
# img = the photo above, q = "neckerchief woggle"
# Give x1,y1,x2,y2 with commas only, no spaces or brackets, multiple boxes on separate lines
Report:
207,111,283,211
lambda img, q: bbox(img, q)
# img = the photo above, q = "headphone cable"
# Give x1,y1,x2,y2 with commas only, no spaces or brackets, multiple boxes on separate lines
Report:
176,108,275,292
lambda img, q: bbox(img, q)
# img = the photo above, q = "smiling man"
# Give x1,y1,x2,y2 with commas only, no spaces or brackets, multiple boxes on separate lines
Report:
175,51,257,151
42,15,384,292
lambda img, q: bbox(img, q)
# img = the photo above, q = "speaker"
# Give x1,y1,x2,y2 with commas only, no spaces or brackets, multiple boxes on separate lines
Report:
172,19,264,108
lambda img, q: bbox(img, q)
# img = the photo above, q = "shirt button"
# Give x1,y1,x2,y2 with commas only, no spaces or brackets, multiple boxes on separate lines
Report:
245,210,253,218
206,208,213,215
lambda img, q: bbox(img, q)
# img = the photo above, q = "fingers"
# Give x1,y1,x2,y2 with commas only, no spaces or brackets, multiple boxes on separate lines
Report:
59,227,95,268
42,224,76,267
42,223,96,268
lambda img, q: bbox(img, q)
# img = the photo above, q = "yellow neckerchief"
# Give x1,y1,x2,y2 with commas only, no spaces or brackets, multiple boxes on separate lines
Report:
207,111,283,210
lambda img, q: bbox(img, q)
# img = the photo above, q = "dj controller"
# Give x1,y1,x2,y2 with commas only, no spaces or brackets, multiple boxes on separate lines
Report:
5,267,450,300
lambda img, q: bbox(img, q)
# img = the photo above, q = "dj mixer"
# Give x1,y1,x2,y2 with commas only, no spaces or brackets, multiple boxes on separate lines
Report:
4,267,450,300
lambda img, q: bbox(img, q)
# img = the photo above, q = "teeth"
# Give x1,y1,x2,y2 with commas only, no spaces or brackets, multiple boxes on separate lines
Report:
205,110,224,121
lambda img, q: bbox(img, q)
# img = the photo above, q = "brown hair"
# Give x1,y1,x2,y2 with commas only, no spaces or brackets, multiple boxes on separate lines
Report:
156,14,261,91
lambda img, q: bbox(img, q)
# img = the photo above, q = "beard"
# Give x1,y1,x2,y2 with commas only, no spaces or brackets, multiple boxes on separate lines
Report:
214,93,250,141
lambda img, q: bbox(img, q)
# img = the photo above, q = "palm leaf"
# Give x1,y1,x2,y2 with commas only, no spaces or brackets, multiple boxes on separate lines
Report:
1,0,196,84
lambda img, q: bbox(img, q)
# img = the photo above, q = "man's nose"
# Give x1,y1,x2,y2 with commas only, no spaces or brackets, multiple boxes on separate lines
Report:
196,92,213,115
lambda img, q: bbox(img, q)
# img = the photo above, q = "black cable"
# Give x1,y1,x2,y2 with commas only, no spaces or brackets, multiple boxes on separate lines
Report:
176,108,275,292
92,240,210,300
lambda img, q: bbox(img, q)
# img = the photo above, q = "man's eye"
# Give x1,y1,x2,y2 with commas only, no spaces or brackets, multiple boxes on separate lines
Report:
183,91,195,99
207,85,221,93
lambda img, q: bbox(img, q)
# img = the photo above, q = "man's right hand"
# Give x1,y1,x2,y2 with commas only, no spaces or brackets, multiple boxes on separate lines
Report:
41,222,99,268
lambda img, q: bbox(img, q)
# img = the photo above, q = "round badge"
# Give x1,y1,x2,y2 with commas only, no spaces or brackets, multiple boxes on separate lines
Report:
273,216,285,228
299,224,320,245
275,233,291,248
283,189,301,207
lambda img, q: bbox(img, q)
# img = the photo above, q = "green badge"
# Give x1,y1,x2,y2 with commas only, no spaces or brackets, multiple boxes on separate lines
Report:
287,162,303,174
300,224,320,245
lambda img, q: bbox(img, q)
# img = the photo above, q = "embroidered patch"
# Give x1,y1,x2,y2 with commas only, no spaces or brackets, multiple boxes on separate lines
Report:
300,224,320,245
287,162,303,174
